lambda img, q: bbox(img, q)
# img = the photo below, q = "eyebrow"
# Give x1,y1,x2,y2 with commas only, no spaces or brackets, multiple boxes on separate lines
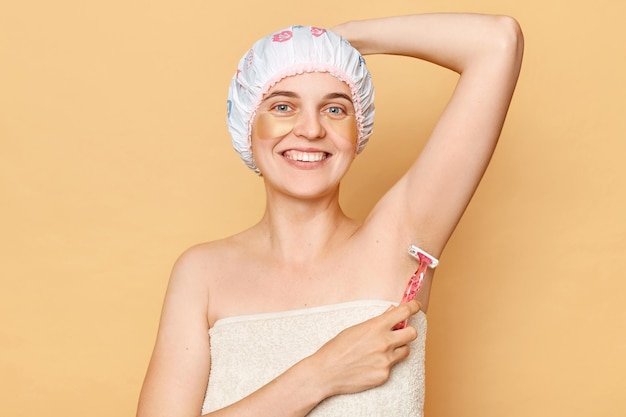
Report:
324,92,353,102
262,90,353,103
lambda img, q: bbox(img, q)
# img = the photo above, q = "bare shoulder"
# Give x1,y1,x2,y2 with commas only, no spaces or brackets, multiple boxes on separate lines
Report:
172,241,219,280
171,233,248,282
169,231,257,324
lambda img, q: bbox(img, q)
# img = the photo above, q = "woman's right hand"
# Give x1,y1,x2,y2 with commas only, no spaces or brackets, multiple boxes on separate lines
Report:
307,300,421,396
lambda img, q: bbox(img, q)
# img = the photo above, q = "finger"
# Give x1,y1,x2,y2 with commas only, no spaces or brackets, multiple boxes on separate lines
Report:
380,300,421,327
391,324,418,346
390,345,411,364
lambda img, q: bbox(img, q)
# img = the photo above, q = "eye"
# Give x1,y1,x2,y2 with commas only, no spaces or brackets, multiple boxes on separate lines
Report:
328,106,343,114
273,104,292,113
324,106,346,118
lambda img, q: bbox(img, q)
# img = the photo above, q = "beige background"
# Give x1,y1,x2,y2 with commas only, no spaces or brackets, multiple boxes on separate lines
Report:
1,0,625,416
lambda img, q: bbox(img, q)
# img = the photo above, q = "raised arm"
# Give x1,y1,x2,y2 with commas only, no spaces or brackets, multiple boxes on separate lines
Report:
333,13,524,256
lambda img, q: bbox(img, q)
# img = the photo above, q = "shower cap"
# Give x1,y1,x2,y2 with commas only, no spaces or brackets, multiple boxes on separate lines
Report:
226,25,375,173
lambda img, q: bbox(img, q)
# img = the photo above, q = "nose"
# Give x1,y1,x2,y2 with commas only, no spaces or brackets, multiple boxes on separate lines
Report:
292,108,326,140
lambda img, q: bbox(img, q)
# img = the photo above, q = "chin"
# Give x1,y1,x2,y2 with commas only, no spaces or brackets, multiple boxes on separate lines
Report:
267,176,341,200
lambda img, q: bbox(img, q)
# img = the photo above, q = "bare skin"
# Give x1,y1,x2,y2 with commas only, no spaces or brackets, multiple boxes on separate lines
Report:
137,13,524,417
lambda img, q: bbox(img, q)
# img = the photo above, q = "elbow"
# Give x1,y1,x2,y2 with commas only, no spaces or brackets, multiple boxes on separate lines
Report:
492,15,525,64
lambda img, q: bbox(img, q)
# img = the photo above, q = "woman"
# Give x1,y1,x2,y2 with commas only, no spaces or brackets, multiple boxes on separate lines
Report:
137,13,524,417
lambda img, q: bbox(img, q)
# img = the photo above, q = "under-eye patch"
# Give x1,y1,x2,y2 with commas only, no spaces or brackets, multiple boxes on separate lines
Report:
254,110,357,142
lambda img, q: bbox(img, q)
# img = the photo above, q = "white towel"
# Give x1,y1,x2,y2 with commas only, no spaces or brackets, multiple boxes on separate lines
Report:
202,299,426,416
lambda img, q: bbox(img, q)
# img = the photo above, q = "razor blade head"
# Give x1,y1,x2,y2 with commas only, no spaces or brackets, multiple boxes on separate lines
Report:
408,245,439,268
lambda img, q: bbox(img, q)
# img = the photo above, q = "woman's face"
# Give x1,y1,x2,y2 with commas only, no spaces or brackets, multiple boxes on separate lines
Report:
251,72,358,199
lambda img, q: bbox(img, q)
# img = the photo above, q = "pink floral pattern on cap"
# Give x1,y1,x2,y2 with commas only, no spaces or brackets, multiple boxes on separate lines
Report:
310,27,326,37
245,49,254,69
272,31,293,42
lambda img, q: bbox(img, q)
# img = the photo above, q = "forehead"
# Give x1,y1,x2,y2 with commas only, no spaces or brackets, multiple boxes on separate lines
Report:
265,72,352,98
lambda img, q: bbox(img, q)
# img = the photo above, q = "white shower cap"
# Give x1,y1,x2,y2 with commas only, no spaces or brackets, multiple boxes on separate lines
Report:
226,25,375,173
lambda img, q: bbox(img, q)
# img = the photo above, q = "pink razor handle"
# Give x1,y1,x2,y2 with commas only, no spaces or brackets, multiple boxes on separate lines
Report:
393,246,438,330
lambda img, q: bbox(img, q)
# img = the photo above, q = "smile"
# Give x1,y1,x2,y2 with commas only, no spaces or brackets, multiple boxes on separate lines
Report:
282,150,329,162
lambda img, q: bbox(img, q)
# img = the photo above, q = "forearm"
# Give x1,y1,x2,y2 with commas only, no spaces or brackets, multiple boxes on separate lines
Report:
202,356,328,417
332,13,523,74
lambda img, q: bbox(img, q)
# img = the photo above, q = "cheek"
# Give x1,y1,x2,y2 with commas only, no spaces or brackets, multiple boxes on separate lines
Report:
254,113,296,139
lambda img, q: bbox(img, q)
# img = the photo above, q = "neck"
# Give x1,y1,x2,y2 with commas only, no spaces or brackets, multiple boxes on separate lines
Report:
255,187,359,264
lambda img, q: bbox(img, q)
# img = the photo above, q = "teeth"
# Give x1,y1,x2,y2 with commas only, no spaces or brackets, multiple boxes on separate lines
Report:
284,151,327,162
